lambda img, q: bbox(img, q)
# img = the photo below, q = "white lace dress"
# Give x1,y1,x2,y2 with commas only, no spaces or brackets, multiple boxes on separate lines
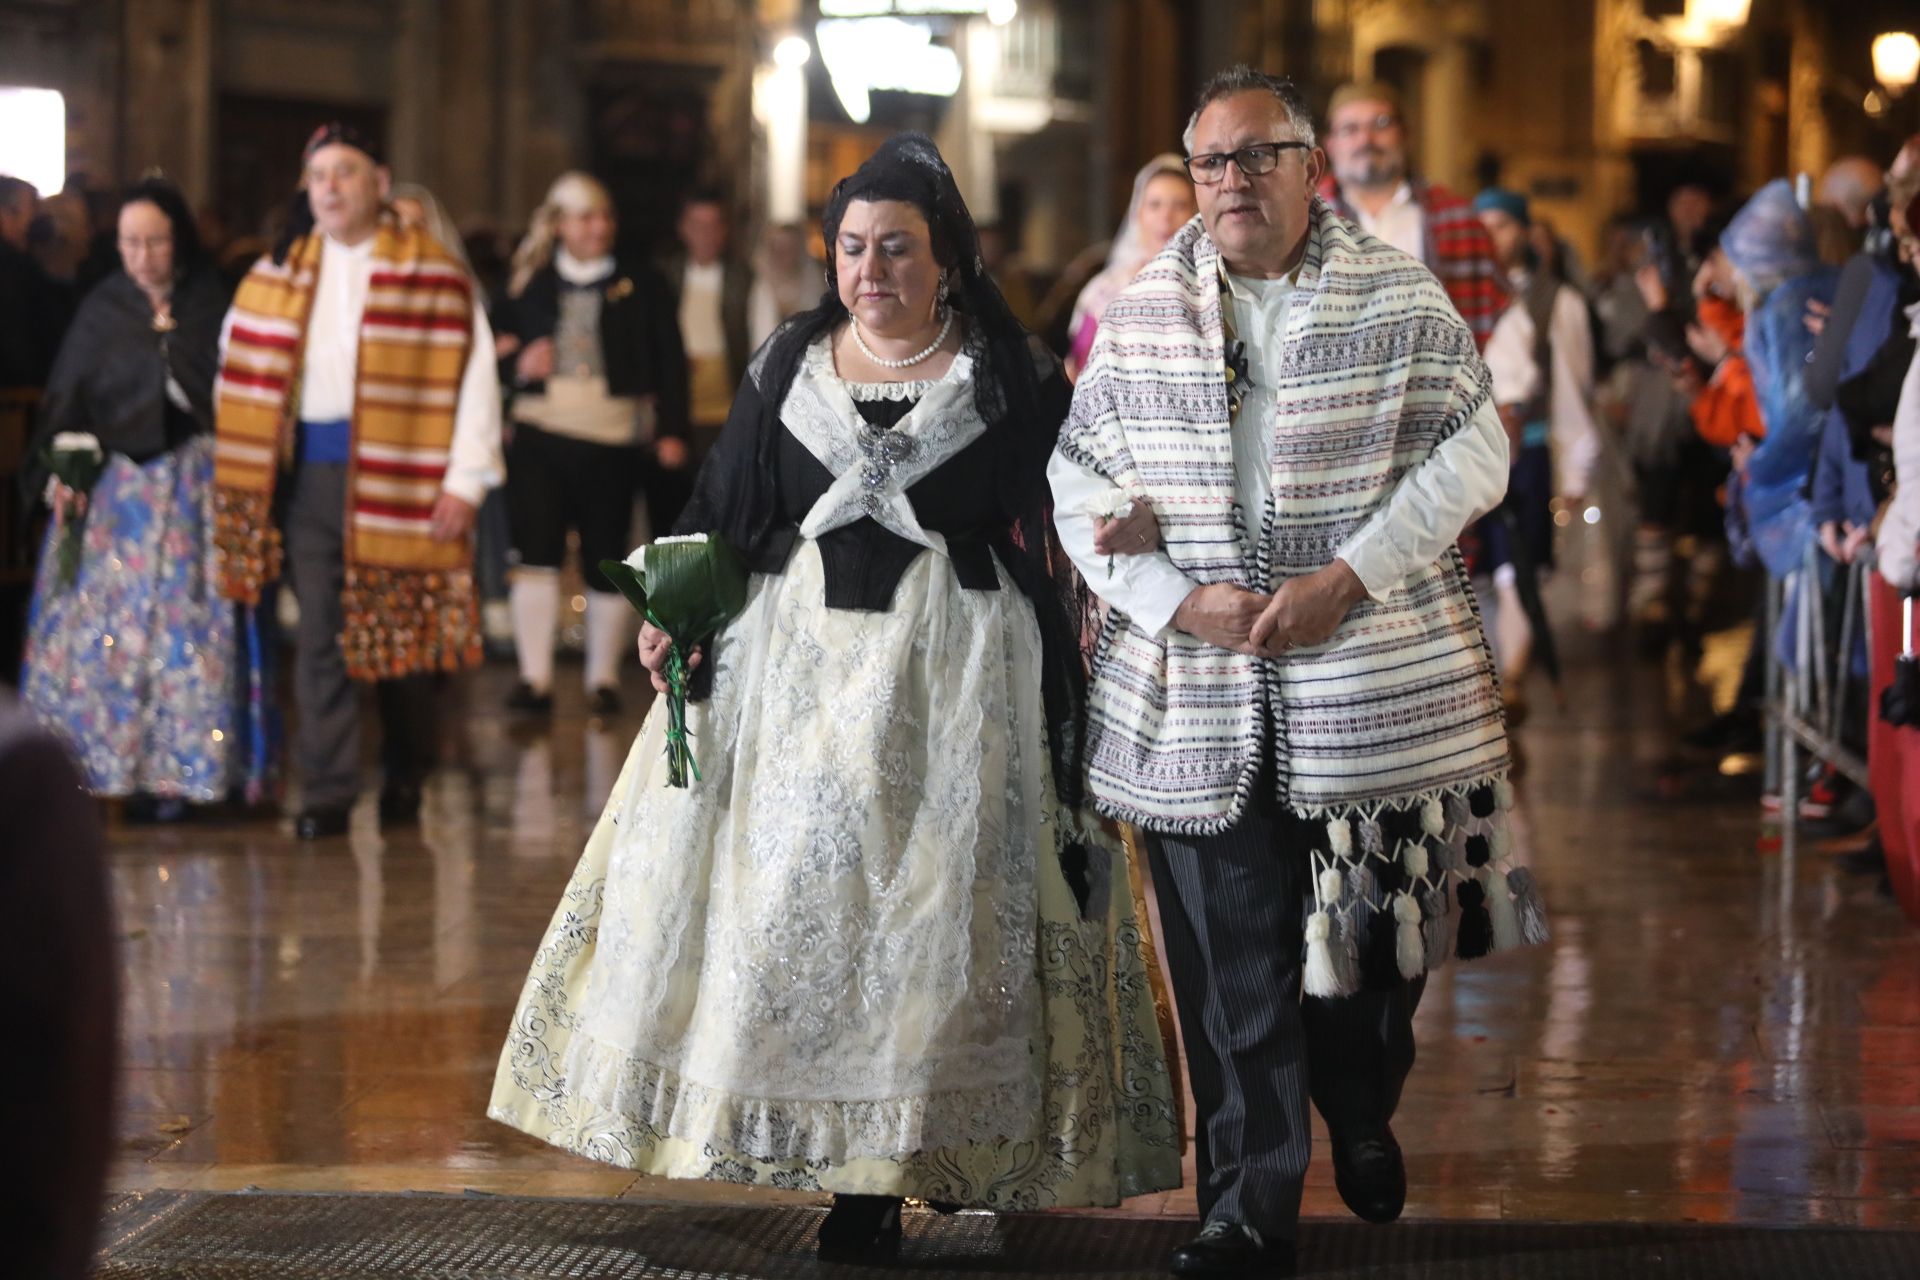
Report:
488,340,1180,1208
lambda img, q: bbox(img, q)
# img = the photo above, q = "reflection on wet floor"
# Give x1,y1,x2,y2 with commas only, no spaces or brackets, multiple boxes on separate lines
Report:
107,656,1920,1226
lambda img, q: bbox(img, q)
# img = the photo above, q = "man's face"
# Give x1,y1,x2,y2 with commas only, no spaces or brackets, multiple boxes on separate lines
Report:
1325,97,1406,191
679,201,727,265
0,190,36,251
557,205,617,261
1478,209,1526,270
304,143,388,244
1190,91,1323,274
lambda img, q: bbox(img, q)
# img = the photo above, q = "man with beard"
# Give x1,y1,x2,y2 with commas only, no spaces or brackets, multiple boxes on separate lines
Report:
1319,83,1502,351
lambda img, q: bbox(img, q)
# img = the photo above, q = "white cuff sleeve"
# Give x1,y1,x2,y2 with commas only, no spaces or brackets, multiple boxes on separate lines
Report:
1046,448,1197,639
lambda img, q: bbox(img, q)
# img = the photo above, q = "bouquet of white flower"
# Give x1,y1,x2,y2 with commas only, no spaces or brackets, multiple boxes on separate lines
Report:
43,432,106,593
599,533,749,787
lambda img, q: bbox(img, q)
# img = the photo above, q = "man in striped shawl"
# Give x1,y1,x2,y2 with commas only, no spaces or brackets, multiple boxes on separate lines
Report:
1051,68,1542,1277
214,124,504,840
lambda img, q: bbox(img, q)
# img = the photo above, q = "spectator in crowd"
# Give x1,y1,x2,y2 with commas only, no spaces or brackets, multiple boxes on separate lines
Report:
1817,156,1885,233
1066,153,1195,378
1321,81,1504,349
660,189,750,478
747,221,824,349
0,175,68,390
498,171,688,717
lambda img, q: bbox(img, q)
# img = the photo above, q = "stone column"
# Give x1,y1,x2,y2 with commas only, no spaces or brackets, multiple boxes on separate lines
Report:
121,0,214,203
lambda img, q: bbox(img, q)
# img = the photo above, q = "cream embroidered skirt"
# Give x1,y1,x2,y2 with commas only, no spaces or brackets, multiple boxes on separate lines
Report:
489,538,1180,1207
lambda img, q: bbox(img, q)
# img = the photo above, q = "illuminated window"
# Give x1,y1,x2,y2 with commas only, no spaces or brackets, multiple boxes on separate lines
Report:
0,87,65,196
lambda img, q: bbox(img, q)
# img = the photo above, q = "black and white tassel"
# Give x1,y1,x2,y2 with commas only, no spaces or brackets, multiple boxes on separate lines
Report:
1393,891,1425,980
1507,866,1551,945
1455,879,1493,960
1304,911,1344,997
1420,795,1445,837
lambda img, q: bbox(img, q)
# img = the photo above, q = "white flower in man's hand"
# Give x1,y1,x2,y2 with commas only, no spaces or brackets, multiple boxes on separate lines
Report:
1084,488,1159,576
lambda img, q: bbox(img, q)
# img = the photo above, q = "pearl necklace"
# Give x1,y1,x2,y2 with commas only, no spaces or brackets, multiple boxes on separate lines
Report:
852,308,953,369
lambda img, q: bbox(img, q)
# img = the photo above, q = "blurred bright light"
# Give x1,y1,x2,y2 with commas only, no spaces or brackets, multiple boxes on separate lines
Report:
1866,89,1889,118
1583,506,1602,526
0,88,65,198
773,34,812,68
1874,33,1920,95
817,18,962,125
988,0,1019,25
1687,0,1750,28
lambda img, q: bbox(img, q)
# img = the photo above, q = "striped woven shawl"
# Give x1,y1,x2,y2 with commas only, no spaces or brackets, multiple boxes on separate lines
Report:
213,221,481,680
1060,200,1510,835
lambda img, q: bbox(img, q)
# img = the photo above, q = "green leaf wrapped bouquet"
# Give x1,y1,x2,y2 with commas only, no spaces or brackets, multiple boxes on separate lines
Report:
599,533,749,787
43,432,107,593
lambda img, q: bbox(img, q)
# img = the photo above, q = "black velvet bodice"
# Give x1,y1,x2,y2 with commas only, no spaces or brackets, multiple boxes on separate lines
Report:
772,390,1010,610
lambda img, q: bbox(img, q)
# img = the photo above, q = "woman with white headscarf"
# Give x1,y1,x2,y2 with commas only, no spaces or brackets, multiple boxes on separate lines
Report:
1065,154,1195,377
497,172,690,717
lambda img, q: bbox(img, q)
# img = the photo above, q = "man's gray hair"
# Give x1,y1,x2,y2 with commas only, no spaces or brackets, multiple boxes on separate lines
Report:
1181,66,1317,155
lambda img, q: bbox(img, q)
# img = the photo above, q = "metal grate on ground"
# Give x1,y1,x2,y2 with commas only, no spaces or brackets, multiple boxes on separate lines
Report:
93,1190,1920,1279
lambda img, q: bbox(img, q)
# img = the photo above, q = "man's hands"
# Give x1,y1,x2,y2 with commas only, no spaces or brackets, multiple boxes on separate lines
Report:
1172,584,1270,654
1248,560,1368,656
430,492,477,542
638,621,702,693
1092,499,1161,558
1171,560,1367,657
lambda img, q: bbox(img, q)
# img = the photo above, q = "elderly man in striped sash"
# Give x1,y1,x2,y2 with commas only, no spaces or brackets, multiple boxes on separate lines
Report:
1051,67,1543,1277
213,124,504,841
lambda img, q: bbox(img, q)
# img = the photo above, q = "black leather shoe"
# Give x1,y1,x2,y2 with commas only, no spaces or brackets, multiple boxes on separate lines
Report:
294,805,351,841
1332,1125,1407,1224
506,681,553,715
588,685,622,717
816,1194,903,1262
1169,1221,1293,1276
378,784,422,828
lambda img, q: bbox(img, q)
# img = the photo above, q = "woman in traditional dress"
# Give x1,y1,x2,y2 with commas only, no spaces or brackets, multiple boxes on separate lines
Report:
20,176,245,816
1065,154,1195,377
490,134,1180,1259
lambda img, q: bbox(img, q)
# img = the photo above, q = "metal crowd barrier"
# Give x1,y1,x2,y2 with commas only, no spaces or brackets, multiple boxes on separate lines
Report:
1770,540,1873,860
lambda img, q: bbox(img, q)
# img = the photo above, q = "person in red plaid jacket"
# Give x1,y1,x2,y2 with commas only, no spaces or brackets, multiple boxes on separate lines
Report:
1318,82,1504,352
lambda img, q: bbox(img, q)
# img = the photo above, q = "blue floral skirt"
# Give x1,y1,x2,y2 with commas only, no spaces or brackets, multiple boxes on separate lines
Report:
20,436,266,801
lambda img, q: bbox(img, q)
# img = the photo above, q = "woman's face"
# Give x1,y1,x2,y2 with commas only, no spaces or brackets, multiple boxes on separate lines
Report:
557,204,616,262
1135,171,1196,254
835,199,944,338
117,200,175,294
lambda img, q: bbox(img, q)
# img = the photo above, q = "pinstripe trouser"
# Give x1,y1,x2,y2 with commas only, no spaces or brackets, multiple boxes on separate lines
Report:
1146,791,1424,1240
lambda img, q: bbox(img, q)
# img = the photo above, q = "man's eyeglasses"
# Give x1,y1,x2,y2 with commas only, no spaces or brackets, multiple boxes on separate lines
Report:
1328,113,1400,141
1184,142,1311,185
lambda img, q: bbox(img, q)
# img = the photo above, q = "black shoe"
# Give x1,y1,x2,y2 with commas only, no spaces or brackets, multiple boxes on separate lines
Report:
1331,1125,1406,1224
506,681,553,715
378,784,422,828
1169,1222,1293,1277
816,1194,903,1262
294,805,352,841
588,685,622,717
